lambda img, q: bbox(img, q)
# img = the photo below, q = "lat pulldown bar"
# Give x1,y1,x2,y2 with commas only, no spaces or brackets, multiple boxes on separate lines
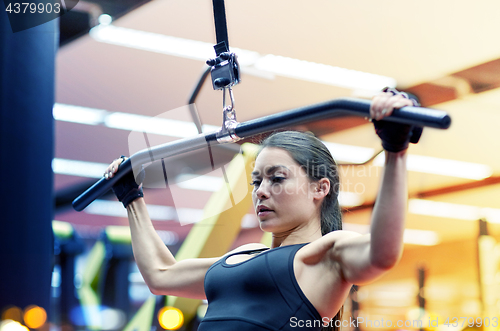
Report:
72,97,451,212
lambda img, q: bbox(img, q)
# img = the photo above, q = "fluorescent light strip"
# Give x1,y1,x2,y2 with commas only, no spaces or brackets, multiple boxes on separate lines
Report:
84,199,259,227
104,112,200,138
403,229,440,246
175,174,224,192
322,141,375,164
338,191,364,207
85,199,180,221
409,199,500,224
342,223,439,246
52,158,108,178
374,153,492,180
407,154,492,180
53,103,107,125
53,103,219,137
90,24,261,67
89,24,396,92
254,54,396,91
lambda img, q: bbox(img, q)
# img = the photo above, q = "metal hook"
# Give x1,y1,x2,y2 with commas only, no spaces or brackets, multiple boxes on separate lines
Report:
217,87,240,143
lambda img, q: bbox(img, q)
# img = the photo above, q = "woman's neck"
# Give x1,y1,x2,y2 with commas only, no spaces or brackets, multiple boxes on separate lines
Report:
270,221,323,248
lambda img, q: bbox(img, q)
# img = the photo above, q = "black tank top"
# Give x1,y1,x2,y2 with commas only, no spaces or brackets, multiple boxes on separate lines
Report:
199,243,322,330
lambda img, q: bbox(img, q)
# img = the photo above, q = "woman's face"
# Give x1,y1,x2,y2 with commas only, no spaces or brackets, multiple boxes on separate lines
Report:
251,147,321,233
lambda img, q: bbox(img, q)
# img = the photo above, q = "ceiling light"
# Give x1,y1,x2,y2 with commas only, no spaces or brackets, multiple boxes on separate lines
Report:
403,228,440,246
409,199,500,224
90,24,216,62
409,199,477,220
83,199,259,226
341,223,439,246
322,141,376,164
52,158,108,178
85,199,177,221
54,103,219,137
53,103,106,125
104,112,200,138
338,191,364,207
406,154,492,180
175,174,223,192
253,54,396,91
89,24,396,92
374,154,492,180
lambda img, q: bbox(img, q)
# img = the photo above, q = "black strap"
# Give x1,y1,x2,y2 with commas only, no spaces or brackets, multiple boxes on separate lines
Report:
212,0,229,55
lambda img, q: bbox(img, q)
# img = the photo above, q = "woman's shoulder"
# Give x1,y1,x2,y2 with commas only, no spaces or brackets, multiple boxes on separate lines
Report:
297,230,365,261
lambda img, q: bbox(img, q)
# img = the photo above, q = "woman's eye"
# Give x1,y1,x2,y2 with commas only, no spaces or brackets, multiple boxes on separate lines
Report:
250,180,261,187
271,176,285,184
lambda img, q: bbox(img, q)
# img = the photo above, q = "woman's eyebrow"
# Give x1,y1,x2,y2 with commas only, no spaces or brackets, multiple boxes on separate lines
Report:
251,165,289,177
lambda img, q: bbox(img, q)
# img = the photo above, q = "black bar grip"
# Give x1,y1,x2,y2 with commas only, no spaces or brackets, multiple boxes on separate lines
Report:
235,98,450,138
72,158,133,212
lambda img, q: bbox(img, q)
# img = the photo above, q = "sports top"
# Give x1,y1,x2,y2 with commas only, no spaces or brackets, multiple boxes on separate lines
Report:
198,243,323,331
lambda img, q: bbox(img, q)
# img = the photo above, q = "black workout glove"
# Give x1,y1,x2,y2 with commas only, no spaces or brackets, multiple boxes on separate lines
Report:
111,156,145,208
373,88,423,153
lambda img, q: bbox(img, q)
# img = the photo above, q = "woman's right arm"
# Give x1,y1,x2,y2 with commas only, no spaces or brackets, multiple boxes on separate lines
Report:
126,198,219,299
106,159,219,300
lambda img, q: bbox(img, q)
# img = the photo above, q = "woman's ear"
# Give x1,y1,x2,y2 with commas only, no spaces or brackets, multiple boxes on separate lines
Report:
312,178,330,200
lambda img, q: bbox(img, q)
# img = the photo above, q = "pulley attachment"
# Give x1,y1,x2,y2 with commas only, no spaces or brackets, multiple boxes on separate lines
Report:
206,49,241,90
207,0,241,90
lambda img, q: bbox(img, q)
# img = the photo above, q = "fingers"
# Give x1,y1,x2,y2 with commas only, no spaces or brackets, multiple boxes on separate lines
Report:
104,157,126,180
370,92,413,120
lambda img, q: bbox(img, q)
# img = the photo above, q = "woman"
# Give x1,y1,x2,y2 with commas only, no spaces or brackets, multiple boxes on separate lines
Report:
105,90,420,330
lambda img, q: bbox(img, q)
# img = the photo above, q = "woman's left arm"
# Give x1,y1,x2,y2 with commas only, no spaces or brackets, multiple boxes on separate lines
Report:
369,150,407,270
324,92,414,285
325,150,407,285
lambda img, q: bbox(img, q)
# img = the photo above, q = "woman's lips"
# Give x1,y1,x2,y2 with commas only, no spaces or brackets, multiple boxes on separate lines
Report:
256,205,274,217
257,210,274,217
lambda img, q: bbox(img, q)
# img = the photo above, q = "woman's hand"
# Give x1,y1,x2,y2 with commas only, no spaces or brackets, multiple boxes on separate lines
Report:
104,156,144,208
370,91,414,121
104,156,126,179
370,89,423,153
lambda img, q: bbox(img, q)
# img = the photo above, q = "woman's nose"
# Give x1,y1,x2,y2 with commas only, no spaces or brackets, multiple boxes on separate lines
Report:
255,181,270,199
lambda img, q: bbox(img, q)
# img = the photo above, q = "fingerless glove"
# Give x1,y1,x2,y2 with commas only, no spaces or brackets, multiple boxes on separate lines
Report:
373,88,423,152
112,156,145,208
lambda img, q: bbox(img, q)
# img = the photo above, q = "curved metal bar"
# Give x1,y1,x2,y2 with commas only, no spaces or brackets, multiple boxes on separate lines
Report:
72,98,451,212
73,133,217,212
235,98,450,138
